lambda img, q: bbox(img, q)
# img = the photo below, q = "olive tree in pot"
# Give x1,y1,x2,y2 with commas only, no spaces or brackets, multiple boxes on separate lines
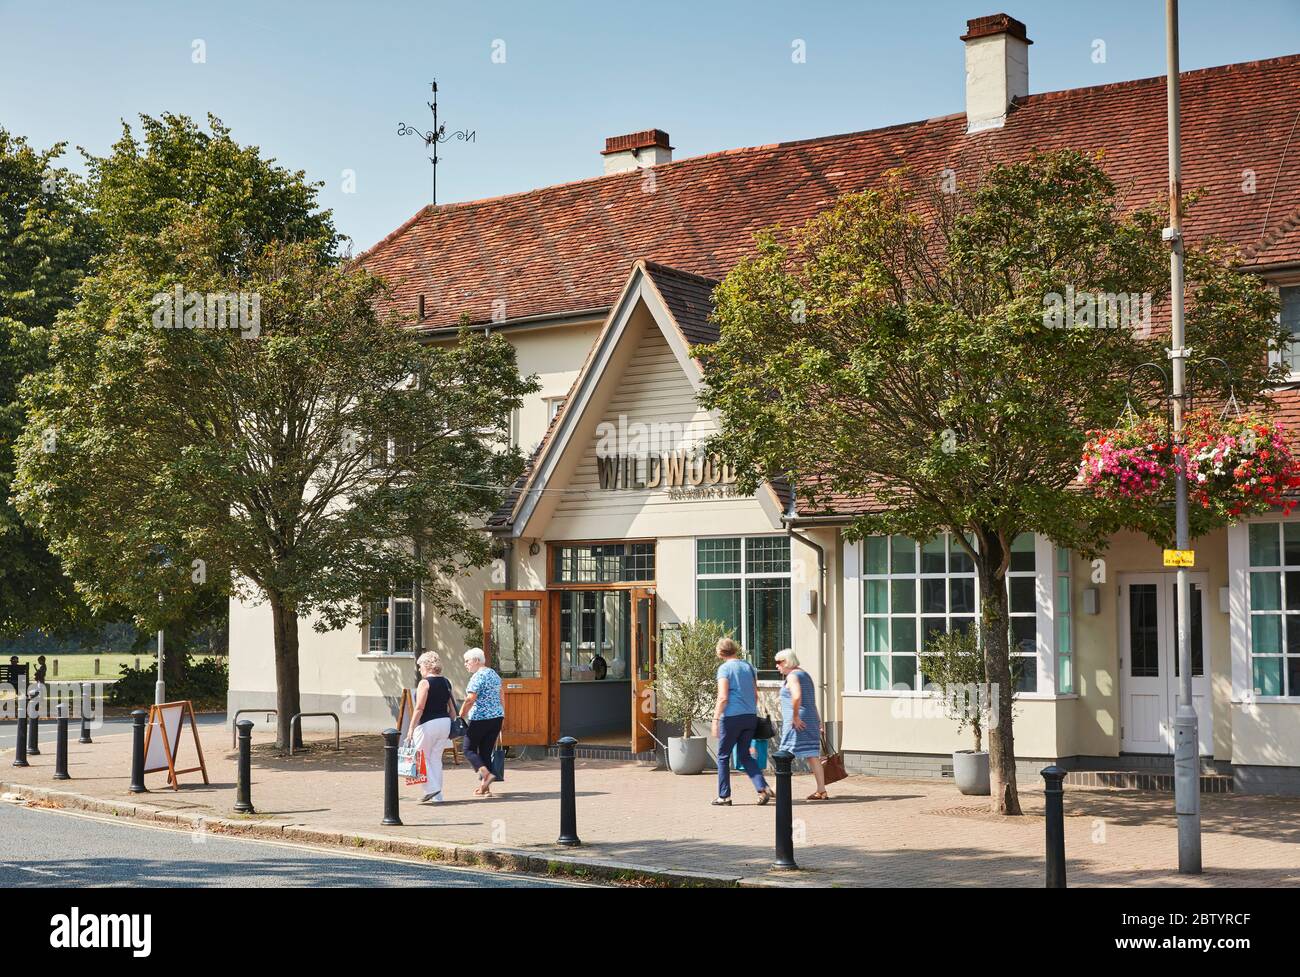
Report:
655,619,729,775
923,628,993,795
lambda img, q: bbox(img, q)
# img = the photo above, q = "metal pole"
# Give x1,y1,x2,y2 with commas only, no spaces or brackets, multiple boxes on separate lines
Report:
557,736,581,846
26,706,39,756
79,682,92,744
12,716,28,767
155,608,165,706
54,706,70,780
1165,0,1202,875
129,709,148,793
381,728,403,826
772,750,798,870
1041,765,1067,887
234,720,255,814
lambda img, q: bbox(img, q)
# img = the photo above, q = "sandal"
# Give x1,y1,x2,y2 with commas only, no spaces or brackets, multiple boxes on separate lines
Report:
711,797,732,806
807,791,829,800
757,787,775,805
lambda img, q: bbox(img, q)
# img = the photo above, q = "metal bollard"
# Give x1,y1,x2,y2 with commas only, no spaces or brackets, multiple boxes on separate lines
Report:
129,709,148,793
26,707,40,756
772,750,798,870
1042,765,1067,888
234,720,255,813
54,706,70,780
381,728,402,826
557,736,581,846
79,683,93,744
12,716,28,767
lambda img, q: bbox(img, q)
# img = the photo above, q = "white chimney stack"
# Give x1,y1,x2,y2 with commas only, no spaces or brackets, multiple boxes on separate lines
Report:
961,13,1031,134
601,129,673,175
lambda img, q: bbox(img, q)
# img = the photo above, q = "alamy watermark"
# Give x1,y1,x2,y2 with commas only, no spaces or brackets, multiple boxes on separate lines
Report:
151,285,261,338
1042,286,1152,335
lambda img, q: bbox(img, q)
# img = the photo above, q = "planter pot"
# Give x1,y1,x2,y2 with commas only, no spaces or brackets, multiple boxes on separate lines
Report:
953,749,990,796
667,736,710,775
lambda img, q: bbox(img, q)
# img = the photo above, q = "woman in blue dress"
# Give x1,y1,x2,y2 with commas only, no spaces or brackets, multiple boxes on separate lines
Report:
775,650,828,800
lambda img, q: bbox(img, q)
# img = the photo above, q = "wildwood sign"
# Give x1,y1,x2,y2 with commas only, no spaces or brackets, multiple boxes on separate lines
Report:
597,450,738,491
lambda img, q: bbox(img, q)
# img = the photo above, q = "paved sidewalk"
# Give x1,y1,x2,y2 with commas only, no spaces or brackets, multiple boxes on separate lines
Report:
4,719,1299,886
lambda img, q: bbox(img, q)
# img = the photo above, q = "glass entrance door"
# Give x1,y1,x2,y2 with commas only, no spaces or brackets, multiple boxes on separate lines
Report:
630,588,657,753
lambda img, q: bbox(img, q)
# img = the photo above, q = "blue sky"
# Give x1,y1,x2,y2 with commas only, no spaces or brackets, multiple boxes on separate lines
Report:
3,1,1298,252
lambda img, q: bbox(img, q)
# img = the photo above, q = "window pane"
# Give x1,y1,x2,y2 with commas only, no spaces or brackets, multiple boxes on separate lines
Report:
891,579,916,614
1014,654,1037,693
865,537,888,575
891,536,916,574
745,577,791,674
1056,548,1071,573
1288,615,1300,656
921,577,946,613
1289,657,1300,698
1250,523,1281,567
922,617,947,650
1129,584,1159,677
921,537,946,574
698,578,741,634
1058,653,1073,694
866,617,890,654
1253,656,1283,697
489,598,541,679
394,598,413,654
1286,522,1300,566
368,600,389,654
867,655,890,690
891,654,917,690
1282,286,1300,371
950,536,974,574
1010,616,1035,655
745,536,790,574
1009,576,1035,614
865,579,888,614
1252,614,1283,655
891,616,917,653
1009,533,1036,572
1055,576,1070,614
1251,572,1282,611
697,537,741,575
950,577,975,614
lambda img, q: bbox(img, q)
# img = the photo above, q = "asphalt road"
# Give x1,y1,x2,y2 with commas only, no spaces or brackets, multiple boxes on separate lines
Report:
0,711,230,752
0,802,586,888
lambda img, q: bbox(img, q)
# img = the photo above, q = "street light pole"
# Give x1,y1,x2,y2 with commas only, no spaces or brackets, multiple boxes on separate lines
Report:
1165,0,1202,874
156,593,165,706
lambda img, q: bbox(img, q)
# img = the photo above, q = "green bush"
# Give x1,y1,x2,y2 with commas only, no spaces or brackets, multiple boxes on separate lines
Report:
655,619,733,734
107,654,228,709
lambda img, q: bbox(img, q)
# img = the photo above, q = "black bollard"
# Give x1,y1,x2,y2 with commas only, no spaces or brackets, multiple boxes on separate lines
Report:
381,728,402,826
1042,764,1067,888
234,720,255,813
12,716,28,767
128,709,148,794
557,736,581,846
54,706,70,780
78,682,92,744
772,750,798,870
26,706,40,756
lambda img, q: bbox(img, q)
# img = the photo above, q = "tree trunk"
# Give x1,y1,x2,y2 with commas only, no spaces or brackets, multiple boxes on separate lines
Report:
164,628,186,687
269,592,303,751
977,535,1022,815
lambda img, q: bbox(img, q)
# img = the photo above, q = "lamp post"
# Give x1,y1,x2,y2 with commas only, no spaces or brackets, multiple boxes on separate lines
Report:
149,545,172,706
1164,0,1202,875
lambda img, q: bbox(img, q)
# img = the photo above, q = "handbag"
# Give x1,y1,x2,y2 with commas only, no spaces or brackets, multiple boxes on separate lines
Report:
489,737,506,782
754,712,776,740
820,730,848,785
450,716,468,738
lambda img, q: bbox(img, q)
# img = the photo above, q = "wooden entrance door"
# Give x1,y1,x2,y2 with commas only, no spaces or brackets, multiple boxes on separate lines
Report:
630,588,657,753
483,591,551,746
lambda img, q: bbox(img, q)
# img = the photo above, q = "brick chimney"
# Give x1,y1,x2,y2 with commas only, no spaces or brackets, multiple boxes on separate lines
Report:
601,129,673,175
961,13,1031,133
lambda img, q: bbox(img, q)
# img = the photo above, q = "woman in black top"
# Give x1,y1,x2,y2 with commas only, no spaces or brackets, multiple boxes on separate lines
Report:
405,651,456,803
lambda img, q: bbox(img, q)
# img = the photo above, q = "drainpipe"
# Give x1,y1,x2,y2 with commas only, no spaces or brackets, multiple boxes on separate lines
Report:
785,519,830,750
503,538,515,590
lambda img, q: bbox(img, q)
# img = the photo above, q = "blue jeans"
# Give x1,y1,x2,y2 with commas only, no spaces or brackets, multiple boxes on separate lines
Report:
717,713,768,799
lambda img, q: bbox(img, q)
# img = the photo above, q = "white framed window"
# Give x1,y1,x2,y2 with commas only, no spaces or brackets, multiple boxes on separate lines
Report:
695,536,791,679
545,396,566,424
855,532,1043,694
1271,284,1300,377
1055,547,1074,694
367,582,415,655
1245,522,1300,697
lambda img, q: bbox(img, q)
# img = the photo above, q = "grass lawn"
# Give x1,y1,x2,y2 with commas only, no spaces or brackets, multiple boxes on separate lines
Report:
3,653,226,682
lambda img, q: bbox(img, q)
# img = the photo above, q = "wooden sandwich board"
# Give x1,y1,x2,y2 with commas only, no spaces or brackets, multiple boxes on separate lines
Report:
142,700,209,790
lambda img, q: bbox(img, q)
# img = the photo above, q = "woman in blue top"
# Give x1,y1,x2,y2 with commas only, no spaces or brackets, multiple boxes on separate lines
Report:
710,637,773,806
775,649,828,800
457,647,504,797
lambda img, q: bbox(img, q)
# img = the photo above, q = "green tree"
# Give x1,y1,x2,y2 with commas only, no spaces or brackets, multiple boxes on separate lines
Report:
0,128,100,635
697,151,1284,814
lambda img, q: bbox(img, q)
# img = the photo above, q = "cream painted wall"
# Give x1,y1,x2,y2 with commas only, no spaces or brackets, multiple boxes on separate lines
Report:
507,319,603,453
841,695,1064,758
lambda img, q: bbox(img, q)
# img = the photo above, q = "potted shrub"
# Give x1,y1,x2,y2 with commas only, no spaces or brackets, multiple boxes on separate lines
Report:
654,619,729,775
922,628,992,796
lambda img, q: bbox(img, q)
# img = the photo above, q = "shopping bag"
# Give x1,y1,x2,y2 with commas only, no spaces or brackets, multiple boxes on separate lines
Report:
399,742,426,784
489,744,506,783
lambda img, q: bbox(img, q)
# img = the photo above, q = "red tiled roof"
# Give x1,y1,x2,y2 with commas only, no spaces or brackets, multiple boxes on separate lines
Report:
361,55,1300,333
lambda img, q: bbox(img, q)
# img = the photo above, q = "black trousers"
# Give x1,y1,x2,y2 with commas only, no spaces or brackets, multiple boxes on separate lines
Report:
464,716,503,772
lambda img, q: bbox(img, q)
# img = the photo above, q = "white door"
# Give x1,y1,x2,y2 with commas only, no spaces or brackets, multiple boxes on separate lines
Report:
1119,573,1213,755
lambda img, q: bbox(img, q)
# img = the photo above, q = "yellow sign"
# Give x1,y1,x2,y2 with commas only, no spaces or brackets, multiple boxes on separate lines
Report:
1163,549,1195,567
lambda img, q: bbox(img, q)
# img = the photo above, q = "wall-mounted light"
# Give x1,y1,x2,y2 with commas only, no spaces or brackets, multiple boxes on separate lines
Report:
1219,586,1230,614
1083,587,1100,615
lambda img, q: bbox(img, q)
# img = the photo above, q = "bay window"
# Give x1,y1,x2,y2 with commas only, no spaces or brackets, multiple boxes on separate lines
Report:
696,536,791,679
1246,521,1300,697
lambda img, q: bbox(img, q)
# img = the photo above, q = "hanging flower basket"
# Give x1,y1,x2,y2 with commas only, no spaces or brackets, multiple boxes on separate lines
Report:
1079,414,1175,501
1184,409,1300,518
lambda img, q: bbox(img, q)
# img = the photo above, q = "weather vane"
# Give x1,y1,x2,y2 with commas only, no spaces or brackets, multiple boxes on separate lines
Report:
397,80,476,206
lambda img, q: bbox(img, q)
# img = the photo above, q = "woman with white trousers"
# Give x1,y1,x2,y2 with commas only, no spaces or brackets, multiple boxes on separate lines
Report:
405,651,456,803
